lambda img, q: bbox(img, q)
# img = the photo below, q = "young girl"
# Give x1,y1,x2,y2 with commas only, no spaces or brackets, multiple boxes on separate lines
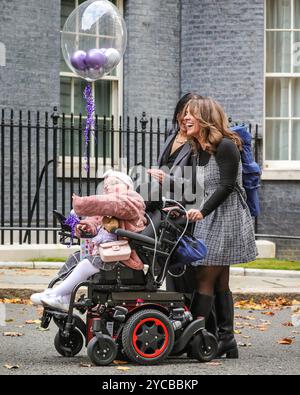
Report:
30,170,147,312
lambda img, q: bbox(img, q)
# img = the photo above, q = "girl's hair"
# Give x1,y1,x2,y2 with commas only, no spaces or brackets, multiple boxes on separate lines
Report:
172,92,204,131
186,97,243,154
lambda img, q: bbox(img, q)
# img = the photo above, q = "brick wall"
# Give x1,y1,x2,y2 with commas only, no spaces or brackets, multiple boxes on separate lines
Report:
258,181,300,260
181,0,265,126
124,0,181,121
0,0,61,112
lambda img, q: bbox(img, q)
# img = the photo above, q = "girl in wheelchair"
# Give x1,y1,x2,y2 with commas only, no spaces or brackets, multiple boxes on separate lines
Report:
30,170,147,311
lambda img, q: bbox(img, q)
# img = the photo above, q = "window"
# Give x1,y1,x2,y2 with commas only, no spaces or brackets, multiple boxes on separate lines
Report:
265,0,300,169
59,0,123,163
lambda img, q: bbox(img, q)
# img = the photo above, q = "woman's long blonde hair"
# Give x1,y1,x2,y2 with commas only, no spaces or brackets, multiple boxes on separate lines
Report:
186,97,242,154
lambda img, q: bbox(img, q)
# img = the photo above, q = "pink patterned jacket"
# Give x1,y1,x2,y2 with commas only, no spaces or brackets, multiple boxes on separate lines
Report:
73,189,147,270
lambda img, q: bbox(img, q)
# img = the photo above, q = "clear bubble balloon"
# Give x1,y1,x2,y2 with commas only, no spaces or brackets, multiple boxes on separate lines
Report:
61,0,127,82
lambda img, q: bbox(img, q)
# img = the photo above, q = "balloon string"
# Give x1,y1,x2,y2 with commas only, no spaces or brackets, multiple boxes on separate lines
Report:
83,83,96,172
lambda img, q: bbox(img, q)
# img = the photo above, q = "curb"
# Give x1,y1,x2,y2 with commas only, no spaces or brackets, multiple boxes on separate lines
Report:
0,262,64,270
230,267,300,279
0,262,300,279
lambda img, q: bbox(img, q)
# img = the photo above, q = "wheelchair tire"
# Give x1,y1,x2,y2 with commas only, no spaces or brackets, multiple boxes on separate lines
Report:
187,330,218,363
87,335,118,366
122,309,175,365
54,328,83,358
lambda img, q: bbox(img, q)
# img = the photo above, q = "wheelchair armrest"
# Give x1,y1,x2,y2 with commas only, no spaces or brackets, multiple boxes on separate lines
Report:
114,229,156,246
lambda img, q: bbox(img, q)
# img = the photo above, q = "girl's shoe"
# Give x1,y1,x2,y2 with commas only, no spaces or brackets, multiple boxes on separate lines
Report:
41,294,70,312
30,289,54,305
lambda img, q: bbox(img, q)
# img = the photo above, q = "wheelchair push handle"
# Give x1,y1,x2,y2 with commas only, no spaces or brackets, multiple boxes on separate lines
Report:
163,206,187,218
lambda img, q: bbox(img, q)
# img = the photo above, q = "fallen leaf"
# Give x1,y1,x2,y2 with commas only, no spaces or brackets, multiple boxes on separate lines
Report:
5,319,14,323
234,330,242,335
259,319,271,324
261,312,275,316
278,338,294,345
25,320,41,325
235,297,292,311
0,299,32,305
116,366,131,371
36,326,49,332
4,364,19,370
292,300,300,306
282,322,294,327
259,327,268,332
205,362,222,366
238,342,252,348
241,335,251,339
245,316,256,321
80,363,92,368
113,360,129,365
3,332,24,337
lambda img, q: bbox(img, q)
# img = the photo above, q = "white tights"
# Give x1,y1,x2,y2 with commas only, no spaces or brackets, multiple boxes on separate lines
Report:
51,259,98,298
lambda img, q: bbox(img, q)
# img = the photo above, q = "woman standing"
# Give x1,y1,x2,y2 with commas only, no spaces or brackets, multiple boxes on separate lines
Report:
147,93,202,295
184,97,257,359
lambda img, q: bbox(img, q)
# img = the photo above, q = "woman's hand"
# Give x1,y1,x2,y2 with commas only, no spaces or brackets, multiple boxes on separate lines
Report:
147,169,166,184
186,209,203,222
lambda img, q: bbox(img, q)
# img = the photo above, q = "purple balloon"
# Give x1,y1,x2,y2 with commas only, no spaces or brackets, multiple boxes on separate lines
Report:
70,50,87,71
85,49,107,70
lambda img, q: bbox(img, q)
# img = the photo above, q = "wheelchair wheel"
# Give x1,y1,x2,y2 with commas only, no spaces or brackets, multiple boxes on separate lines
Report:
187,330,218,363
54,329,83,358
122,309,175,365
87,335,118,366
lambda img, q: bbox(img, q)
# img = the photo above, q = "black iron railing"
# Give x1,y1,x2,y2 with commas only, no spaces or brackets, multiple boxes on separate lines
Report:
0,107,260,245
0,107,169,245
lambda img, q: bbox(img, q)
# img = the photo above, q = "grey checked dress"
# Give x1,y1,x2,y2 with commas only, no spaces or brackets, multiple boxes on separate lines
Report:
193,155,257,266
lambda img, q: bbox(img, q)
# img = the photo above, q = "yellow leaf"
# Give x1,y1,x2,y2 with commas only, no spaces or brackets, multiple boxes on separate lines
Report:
116,366,131,371
0,299,32,305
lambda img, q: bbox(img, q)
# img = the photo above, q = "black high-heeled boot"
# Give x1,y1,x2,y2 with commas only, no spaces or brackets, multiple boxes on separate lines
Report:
190,292,214,321
215,291,239,359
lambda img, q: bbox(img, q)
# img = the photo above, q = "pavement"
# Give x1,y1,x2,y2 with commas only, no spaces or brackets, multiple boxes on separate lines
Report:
0,264,300,375
0,266,300,300
0,304,299,375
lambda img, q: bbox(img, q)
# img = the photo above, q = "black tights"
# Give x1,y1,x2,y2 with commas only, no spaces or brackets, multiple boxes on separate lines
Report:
195,266,230,296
